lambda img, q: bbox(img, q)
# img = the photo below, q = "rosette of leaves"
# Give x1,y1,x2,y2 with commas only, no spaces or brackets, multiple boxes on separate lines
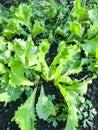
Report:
0,0,97,130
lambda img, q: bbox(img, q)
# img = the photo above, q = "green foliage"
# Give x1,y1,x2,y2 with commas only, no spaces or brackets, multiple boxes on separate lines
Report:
0,86,24,102
69,21,83,35
0,0,97,130
32,20,45,38
47,101,68,127
36,86,56,120
0,4,10,29
72,0,88,21
14,88,36,130
9,59,34,87
78,98,97,128
81,36,98,56
59,76,95,130
60,86,79,130
11,4,32,30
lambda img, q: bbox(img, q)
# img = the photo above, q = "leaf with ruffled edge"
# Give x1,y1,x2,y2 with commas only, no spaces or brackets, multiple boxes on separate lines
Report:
13,88,37,130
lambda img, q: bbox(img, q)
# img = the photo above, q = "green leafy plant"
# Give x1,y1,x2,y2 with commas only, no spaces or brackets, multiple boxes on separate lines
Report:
36,86,56,120
14,88,37,130
78,98,97,128
0,0,97,130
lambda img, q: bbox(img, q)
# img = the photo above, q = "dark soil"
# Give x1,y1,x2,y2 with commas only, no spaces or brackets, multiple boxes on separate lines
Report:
86,78,98,130
0,0,28,7
0,93,26,130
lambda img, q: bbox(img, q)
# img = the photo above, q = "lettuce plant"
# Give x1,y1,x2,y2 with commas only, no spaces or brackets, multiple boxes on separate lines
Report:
0,0,97,130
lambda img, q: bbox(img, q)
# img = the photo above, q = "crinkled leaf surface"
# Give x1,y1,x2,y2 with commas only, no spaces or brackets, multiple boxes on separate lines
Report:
3,19,26,38
13,4,32,30
69,21,83,35
12,38,37,67
14,88,36,130
59,76,94,130
49,42,81,80
59,86,78,130
0,1,97,130
72,0,88,21
9,59,33,87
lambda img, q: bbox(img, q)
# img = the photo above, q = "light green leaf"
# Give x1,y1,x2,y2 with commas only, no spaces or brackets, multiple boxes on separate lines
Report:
13,4,32,30
69,21,83,35
48,31,53,42
3,19,27,38
32,20,45,38
38,39,50,58
36,86,56,120
55,27,65,36
0,86,24,102
9,59,34,87
47,0,58,19
88,9,98,25
81,37,98,56
0,73,9,84
86,25,98,39
14,88,36,130
59,86,78,130
13,38,37,67
0,37,6,52
38,39,50,80
72,0,88,21
49,43,81,79
14,39,26,56
96,48,98,59
0,63,6,73
71,77,95,95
